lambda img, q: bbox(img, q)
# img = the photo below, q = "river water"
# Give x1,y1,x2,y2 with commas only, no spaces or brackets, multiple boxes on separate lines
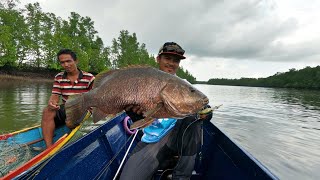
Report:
0,81,319,180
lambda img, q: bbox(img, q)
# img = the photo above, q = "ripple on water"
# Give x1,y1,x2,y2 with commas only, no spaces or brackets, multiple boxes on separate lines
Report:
195,85,320,180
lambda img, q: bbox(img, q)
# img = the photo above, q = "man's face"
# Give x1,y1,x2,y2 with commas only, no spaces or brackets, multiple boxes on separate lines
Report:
58,54,78,73
157,54,181,74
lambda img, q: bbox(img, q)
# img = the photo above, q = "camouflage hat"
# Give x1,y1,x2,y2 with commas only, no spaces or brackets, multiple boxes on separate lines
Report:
158,42,186,59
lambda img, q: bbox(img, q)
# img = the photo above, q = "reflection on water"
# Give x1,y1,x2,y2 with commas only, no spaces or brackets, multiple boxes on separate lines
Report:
272,88,320,111
0,81,319,179
194,85,320,180
0,80,52,131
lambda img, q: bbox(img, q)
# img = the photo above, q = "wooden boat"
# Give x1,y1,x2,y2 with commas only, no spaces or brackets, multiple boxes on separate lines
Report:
13,112,278,180
0,112,92,180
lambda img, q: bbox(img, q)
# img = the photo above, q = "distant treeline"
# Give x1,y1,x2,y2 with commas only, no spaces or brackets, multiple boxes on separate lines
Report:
206,66,320,89
0,1,196,83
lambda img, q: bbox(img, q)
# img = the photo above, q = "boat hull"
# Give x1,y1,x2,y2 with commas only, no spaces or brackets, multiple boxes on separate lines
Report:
196,120,277,179
13,112,278,180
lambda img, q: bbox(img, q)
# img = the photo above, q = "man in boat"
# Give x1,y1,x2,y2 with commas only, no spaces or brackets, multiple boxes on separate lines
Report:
120,42,212,180
41,49,95,148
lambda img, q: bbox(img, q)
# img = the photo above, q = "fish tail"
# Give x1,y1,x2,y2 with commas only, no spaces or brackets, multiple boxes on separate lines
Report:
65,94,87,129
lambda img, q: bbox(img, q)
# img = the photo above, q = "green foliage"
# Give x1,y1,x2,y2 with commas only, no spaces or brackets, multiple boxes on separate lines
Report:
0,3,28,66
177,67,196,83
0,2,195,82
25,3,43,68
207,66,320,90
110,30,156,68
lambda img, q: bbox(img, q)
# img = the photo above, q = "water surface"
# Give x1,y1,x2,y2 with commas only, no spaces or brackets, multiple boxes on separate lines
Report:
195,85,320,180
0,81,319,179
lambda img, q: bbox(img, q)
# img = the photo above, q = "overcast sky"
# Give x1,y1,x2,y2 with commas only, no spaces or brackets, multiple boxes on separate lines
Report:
20,0,320,81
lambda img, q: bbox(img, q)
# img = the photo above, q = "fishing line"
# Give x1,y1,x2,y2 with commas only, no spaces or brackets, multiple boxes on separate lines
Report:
158,168,173,180
159,116,199,179
172,115,199,176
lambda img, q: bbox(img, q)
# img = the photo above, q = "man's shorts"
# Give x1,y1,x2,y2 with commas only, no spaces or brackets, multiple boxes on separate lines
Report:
54,105,66,127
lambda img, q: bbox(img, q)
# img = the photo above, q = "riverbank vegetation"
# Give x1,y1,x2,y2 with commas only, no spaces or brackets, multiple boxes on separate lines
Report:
0,1,195,83
207,66,320,90
0,64,56,82
1,1,318,88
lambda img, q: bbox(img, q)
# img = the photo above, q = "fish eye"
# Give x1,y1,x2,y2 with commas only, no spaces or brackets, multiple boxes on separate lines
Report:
190,88,195,93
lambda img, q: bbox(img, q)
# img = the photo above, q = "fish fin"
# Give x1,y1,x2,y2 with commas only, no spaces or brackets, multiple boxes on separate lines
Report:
92,108,110,123
93,64,152,88
65,94,87,129
93,65,153,88
93,69,117,88
144,102,163,117
129,103,164,130
122,64,152,69
129,117,155,130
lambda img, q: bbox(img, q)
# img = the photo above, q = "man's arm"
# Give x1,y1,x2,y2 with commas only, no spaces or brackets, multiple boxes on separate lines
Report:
47,94,60,111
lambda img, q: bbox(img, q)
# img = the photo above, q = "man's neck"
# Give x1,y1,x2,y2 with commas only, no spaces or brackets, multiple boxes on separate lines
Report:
67,69,79,77
68,69,79,76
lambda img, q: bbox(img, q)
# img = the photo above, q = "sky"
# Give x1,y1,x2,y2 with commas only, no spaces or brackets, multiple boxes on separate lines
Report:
20,0,320,81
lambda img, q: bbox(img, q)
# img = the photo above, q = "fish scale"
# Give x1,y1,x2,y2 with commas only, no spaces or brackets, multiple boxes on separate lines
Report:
65,66,209,129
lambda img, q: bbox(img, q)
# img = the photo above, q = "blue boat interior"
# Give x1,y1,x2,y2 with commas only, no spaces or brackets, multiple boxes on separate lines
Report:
15,112,277,180
2,126,70,157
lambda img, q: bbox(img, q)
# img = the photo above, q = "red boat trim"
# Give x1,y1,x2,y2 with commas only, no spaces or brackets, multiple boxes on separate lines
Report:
1,134,68,180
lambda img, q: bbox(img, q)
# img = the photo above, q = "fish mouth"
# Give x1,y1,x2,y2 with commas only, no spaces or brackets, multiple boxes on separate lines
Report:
195,97,209,112
192,97,209,111
203,97,209,105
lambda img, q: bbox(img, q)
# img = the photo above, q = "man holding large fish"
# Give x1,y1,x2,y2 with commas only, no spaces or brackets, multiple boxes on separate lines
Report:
65,42,212,179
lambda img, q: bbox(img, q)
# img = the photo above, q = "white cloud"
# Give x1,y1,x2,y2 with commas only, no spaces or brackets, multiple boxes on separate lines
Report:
19,0,320,80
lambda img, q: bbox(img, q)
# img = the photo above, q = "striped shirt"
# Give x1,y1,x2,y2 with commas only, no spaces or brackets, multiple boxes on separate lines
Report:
52,70,95,103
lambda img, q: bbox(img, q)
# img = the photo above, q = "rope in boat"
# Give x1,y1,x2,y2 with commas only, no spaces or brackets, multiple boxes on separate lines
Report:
20,115,137,180
93,131,137,180
28,131,131,180
113,129,139,180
